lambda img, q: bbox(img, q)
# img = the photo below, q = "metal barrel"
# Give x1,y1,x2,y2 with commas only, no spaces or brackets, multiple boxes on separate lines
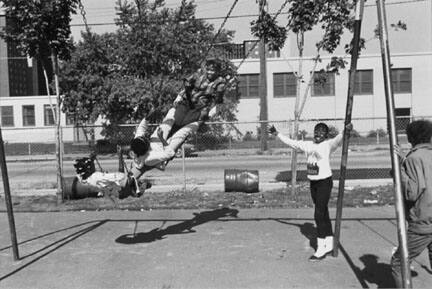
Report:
62,176,100,200
224,169,259,193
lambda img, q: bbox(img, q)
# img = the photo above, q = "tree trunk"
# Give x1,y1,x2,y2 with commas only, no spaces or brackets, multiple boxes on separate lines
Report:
291,32,304,196
51,52,63,204
258,0,268,152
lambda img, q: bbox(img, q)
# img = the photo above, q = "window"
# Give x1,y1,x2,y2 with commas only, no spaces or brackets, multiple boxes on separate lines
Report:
273,73,296,98
0,106,14,127
354,70,373,95
312,72,335,96
44,104,56,126
395,108,411,133
22,105,35,126
66,113,76,125
391,68,412,93
238,74,259,99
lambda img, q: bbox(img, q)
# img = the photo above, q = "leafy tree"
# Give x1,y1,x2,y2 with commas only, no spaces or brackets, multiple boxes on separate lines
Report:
0,0,80,200
60,0,239,140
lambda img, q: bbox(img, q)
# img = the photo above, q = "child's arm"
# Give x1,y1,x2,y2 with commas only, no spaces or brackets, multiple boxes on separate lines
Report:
268,125,309,152
401,157,426,202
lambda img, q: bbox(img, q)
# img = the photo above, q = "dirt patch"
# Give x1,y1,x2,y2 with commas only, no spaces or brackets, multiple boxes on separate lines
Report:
0,183,395,212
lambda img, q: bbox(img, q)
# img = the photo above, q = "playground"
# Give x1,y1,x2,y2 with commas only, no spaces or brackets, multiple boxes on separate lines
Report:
0,207,431,289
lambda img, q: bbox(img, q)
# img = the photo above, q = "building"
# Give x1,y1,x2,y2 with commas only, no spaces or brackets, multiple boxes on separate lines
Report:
231,0,432,136
1,0,431,142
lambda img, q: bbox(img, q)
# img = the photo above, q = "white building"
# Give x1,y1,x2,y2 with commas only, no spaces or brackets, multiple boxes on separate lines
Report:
1,0,431,142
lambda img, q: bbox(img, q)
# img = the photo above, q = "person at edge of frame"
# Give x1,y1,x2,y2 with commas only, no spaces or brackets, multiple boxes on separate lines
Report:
391,119,432,288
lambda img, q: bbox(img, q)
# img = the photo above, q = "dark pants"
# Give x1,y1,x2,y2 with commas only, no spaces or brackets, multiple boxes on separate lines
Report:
391,229,432,288
310,177,333,238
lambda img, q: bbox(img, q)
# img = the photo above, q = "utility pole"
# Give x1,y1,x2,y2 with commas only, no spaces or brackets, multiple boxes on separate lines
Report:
258,0,268,151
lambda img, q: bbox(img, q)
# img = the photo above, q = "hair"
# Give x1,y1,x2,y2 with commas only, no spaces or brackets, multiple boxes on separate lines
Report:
406,120,432,147
314,122,329,135
130,136,150,157
205,58,221,71
74,157,96,180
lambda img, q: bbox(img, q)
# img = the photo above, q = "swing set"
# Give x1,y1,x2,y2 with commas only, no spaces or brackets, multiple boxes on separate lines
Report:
0,0,412,287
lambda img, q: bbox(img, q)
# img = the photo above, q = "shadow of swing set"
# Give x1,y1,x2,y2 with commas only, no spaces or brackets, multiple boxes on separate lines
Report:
0,1,413,287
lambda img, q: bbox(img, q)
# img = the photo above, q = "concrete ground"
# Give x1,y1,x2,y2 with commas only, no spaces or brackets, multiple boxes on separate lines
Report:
0,207,431,289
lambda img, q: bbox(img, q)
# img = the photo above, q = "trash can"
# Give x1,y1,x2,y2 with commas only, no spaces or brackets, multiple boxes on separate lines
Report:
63,176,100,200
224,169,259,193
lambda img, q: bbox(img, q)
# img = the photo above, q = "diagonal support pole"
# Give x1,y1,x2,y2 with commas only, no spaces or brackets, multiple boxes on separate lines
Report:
0,126,19,260
333,0,365,257
376,0,411,287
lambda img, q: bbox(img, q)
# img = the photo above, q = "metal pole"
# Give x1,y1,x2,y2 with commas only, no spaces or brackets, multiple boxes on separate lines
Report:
258,0,268,151
333,0,365,257
0,126,20,260
182,145,186,193
376,0,411,287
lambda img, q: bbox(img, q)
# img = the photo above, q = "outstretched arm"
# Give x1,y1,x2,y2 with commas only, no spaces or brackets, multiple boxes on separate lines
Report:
268,125,309,152
329,123,353,152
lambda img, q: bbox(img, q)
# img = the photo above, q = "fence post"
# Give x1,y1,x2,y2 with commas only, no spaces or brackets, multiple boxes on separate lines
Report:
182,145,186,193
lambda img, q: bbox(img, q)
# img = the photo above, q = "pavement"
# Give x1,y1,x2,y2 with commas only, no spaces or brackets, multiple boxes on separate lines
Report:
0,207,431,289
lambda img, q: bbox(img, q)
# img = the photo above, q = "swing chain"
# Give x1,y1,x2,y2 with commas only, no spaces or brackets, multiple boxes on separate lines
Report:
78,0,91,35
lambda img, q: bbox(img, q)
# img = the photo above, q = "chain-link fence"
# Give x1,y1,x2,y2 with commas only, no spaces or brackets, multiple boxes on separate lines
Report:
2,116,431,195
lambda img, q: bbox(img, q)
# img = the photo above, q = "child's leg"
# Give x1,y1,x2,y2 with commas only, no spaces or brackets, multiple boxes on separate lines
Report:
151,107,176,140
167,121,199,153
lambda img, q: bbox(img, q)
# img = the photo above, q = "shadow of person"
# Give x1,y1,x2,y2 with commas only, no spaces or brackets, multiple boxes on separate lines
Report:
299,222,317,250
356,254,397,288
115,207,239,244
275,220,317,250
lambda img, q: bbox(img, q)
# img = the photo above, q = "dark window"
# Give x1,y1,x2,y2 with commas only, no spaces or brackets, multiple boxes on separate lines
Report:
354,70,373,95
395,107,411,133
0,106,14,127
391,68,412,93
22,105,35,126
312,72,335,96
273,73,297,98
44,104,56,126
238,74,259,99
66,113,76,126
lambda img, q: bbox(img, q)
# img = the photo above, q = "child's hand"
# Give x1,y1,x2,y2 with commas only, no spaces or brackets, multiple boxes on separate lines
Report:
345,123,353,131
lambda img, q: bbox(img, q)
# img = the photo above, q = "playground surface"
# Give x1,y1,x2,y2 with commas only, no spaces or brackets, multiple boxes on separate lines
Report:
0,207,431,289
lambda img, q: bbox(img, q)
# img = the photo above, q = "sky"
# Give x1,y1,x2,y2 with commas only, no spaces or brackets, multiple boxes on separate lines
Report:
69,0,290,43
69,0,431,54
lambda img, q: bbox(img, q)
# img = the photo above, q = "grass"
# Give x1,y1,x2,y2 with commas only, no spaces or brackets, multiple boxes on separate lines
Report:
0,182,395,212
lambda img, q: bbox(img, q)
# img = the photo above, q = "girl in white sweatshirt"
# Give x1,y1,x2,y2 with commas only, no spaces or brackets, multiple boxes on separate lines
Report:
269,122,352,261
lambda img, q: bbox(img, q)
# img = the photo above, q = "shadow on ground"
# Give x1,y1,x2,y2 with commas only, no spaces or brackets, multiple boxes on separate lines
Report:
114,207,239,244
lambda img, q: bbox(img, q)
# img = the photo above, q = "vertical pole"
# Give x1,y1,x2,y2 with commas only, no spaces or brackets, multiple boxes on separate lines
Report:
258,0,268,152
376,0,411,287
182,145,186,193
333,0,365,257
52,52,63,204
0,127,19,260
117,145,124,172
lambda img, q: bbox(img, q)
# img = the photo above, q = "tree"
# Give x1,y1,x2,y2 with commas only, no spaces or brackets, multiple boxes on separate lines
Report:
0,0,80,202
60,0,239,140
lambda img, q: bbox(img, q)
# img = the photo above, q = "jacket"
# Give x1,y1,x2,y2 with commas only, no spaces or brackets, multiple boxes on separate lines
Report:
400,143,432,234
